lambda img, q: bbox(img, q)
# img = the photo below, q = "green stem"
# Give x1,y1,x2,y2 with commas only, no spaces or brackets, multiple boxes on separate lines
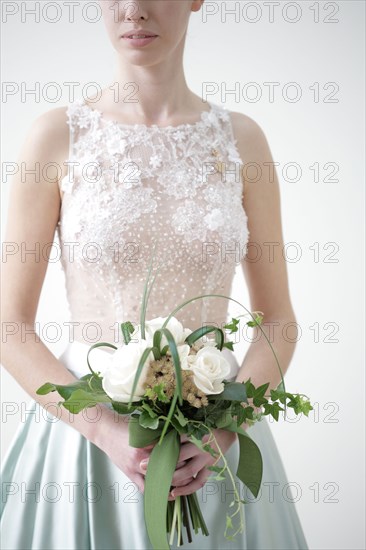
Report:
176,496,182,547
187,494,199,533
181,496,193,543
169,498,178,546
191,492,209,536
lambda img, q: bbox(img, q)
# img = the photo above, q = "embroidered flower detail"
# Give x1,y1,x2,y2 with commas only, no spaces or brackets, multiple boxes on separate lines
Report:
204,208,223,231
172,201,207,242
107,135,128,156
172,130,186,143
226,141,243,164
149,154,162,169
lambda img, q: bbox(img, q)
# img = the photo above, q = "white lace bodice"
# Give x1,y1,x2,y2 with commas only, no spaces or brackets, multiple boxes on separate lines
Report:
55,98,250,347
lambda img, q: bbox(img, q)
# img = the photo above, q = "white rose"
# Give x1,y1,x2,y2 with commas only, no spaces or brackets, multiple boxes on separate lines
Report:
102,339,154,403
175,344,191,370
186,346,231,395
132,316,192,349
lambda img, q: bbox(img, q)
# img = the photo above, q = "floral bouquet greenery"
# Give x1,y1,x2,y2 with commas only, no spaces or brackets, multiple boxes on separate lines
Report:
36,252,313,549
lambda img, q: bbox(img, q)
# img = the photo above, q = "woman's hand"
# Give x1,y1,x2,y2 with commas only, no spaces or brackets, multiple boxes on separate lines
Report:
95,409,157,495
164,429,238,500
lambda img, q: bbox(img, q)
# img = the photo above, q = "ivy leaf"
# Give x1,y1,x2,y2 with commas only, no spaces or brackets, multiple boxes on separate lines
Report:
203,443,219,458
144,383,170,403
223,318,240,334
268,401,284,421
301,400,313,416
247,313,263,327
252,382,269,407
209,381,247,402
207,464,225,480
207,465,223,473
244,380,255,399
222,341,234,351
226,514,233,530
174,407,188,427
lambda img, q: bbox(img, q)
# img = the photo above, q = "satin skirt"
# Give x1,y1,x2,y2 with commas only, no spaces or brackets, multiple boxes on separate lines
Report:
0,341,309,550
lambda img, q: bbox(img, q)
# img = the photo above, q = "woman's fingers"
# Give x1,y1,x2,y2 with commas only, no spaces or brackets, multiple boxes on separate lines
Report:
176,442,200,462
140,459,187,475
133,473,146,495
171,457,202,485
171,468,208,498
171,475,196,488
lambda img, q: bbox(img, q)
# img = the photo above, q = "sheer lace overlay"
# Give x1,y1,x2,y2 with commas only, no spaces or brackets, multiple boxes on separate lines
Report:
55,98,249,346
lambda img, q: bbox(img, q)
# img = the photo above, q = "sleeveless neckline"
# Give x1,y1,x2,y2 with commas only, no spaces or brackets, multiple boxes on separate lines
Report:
79,98,216,131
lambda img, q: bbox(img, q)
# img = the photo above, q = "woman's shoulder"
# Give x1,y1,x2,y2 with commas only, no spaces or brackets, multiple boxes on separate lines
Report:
225,108,271,163
24,106,70,160
227,109,267,144
29,105,69,138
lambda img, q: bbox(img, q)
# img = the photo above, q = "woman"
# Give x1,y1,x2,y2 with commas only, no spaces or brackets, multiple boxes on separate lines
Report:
1,1,309,548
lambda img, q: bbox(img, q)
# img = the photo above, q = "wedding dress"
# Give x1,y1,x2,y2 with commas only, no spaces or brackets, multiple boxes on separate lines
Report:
0,98,309,549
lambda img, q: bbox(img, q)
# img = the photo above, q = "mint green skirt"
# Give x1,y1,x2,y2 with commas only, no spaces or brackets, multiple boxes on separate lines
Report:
0,341,309,549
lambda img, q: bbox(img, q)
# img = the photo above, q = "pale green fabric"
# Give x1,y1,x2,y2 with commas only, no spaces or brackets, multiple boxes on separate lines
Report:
1,341,309,549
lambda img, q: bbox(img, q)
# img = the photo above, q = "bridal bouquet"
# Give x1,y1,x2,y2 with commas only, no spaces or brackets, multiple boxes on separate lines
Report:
36,253,313,549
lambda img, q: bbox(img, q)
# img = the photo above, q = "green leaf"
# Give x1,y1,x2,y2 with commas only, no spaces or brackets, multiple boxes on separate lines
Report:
247,313,263,327
111,401,135,414
301,399,313,416
141,402,157,417
203,443,219,459
226,514,233,530
174,406,188,427
224,421,263,499
223,318,240,333
36,382,58,395
144,429,180,550
207,465,223,474
186,433,206,451
161,344,169,355
215,410,234,428
139,411,159,430
144,383,170,403
129,417,165,448
36,377,102,401
61,389,111,414
222,341,234,351
209,381,247,402
120,321,135,345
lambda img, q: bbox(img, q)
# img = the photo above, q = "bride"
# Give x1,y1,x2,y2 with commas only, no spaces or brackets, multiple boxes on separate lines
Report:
1,1,309,549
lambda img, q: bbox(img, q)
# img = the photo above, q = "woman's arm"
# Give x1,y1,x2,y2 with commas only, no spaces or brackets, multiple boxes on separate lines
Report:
1,108,180,494
231,113,299,393
156,115,301,499
0,107,120,451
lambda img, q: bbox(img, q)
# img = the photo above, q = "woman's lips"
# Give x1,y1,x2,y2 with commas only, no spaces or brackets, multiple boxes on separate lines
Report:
122,35,158,47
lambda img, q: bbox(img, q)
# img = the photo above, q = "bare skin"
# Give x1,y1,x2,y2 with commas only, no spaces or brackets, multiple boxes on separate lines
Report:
1,0,297,500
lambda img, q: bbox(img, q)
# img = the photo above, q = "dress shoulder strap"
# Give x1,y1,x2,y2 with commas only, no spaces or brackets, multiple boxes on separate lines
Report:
60,100,86,194
209,102,245,167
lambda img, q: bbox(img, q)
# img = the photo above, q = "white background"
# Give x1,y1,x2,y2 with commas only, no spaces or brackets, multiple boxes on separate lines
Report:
1,1,365,549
